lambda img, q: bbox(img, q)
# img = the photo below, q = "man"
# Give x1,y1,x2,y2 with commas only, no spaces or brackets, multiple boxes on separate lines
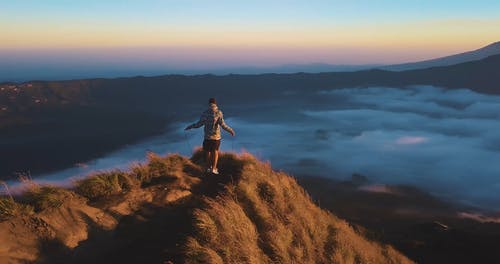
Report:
185,98,235,174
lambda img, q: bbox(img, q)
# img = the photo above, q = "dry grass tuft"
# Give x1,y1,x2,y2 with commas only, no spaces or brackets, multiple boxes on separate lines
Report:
185,238,224,264
130,152,202,189
191,147,256,172
22,185,74,212
186,195,270,264
190,147,206,166
132,152,194,185
76,170,138,200
0,197,34,220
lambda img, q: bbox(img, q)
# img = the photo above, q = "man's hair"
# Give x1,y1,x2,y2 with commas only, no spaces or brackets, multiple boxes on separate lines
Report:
208,98,217,104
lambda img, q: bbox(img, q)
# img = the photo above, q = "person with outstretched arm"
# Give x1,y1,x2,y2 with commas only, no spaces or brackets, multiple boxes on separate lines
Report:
185,98,235,174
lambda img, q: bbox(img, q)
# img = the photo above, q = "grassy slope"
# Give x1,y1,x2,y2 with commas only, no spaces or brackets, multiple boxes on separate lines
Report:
186,153,412,264
0,151,412,264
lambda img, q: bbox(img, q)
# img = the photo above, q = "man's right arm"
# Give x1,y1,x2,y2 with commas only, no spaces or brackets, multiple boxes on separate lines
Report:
185,114,206,130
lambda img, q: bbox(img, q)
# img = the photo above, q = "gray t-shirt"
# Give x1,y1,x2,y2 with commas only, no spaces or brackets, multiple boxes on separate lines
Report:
189,104,234,140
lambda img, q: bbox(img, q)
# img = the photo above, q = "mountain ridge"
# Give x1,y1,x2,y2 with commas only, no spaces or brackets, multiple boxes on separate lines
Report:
0,150,413,263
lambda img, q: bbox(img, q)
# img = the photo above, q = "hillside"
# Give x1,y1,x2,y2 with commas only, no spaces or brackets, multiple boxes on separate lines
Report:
2,54,499,116
0,150,413,264
381,41,500,71
2,53,500,114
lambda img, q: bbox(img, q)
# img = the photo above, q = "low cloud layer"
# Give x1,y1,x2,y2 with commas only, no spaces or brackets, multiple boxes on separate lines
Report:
26,86,500,210
224,86,500,209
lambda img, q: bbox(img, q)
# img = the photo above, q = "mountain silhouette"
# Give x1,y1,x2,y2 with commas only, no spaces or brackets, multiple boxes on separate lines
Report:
381,41,500,71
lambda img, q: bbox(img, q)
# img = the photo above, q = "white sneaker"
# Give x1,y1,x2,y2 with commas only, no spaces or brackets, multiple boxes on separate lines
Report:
212,168,219,175
206,167,212,173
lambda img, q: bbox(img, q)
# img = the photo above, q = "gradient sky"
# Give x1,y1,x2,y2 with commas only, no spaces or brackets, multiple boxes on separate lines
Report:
1,0,500,80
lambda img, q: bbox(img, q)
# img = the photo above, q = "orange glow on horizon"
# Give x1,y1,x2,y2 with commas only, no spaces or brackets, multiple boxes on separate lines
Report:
1,18,499,64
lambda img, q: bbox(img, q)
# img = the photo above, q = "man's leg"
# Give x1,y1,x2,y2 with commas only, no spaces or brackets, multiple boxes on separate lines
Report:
205,150,212,169
212,150,219,171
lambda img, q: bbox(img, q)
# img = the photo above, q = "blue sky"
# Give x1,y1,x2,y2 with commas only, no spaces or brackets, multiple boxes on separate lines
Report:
0,0,499,80
3,0,499,24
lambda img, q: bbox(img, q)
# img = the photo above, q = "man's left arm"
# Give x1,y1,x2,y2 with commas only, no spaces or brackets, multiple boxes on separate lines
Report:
219,112,235,136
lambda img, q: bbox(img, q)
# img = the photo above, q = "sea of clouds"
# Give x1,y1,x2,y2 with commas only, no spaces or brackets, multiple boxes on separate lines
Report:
22,85,500,209
225,86,500,209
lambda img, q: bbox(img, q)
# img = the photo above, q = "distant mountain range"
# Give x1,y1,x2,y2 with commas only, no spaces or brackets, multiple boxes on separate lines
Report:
204,63,381,74
379,41,500,71
1,42,499,82
218,41,500,74
382,53,500,93
2,53,500,114
210,41,500,74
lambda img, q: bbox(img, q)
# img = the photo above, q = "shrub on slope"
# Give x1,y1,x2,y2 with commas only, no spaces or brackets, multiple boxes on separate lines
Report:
0,196,33,221
23,185,74,212
76,170,138,200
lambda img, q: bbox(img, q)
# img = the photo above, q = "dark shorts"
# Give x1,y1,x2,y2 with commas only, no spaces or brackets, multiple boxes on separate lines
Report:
203,139,221,151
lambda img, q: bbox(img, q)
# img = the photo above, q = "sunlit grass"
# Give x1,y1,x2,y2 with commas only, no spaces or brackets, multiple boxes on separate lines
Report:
0,151,411,263
185,153,413,263
0,181,34,220
75,170,138,200
22,185,74,212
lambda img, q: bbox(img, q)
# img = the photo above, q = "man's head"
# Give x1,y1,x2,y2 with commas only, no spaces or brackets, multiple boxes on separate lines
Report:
208,98,217,105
